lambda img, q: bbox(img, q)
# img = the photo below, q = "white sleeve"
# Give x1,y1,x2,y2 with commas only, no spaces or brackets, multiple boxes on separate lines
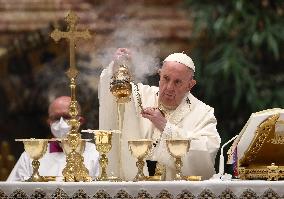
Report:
84,143,100,178
6,152,32,181
99,61,118,130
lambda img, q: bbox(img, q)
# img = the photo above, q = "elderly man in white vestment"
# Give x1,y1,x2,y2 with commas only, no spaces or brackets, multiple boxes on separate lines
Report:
7,96,99,181
99,48,221,181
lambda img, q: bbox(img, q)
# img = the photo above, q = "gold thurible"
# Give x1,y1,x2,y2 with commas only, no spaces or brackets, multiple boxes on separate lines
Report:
110,64,132,103
50,11,92,182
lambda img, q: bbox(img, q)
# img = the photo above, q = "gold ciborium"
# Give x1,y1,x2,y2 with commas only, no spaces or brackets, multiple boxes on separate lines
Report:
16,138,48,182
166,139,190,180
128,139,152,181
110,64,132,103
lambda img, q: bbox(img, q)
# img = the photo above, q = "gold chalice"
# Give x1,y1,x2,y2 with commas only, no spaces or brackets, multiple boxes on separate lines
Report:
166,139,190,180
91,130,113,181
128,139,152,181
16,138,49,182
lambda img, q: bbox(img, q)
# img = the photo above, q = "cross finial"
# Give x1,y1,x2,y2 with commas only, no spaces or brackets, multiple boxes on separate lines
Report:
50,11,92,79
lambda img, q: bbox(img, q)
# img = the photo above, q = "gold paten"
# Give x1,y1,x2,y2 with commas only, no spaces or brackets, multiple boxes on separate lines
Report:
166,139,190,180
50,11,92,182
128,139,153,181
238,114,284,180
15,139,49,182
183,175,202,181
145,175,162,181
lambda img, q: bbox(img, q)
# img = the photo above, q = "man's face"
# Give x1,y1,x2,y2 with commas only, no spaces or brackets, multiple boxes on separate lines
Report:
158,61,196,109
48,99,71,124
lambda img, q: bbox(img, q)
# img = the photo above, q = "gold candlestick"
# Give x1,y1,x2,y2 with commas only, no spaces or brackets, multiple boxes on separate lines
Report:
16,138,49,182
166,139,190,180
50,11,92,182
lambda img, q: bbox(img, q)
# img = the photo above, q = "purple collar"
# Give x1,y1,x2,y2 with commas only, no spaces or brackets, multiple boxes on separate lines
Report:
49,141,63,153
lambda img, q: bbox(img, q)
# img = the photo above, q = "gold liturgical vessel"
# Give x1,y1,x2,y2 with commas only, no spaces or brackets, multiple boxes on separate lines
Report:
166,139,190,180
81,129,118,181
110,54,132,103
128,139,153,181
94,131,112,181
16,139,49,182
61,138,87,155
50,11,92,182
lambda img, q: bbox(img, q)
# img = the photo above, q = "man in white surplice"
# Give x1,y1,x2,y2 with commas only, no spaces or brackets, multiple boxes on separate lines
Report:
99,48,221,181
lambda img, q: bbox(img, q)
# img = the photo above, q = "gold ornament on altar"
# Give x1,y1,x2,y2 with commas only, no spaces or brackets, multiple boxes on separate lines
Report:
81,129,121,181
110,55,132,103
166,139,190,180
237,113,284,180
61,138,87,154
226,109,284,181
50,11,92,182
94,131,112,181
270,120,284,144
128,139,152,181
16,139,48,182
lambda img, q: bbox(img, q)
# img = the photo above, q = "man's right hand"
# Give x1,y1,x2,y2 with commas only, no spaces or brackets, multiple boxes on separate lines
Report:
112,48,132,73
113,48,131,61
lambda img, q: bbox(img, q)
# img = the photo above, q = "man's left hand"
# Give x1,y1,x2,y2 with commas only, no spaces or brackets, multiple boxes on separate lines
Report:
141,107,167,132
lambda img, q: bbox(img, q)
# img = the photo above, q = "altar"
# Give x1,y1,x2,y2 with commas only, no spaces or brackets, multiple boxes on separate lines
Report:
1,180,284,198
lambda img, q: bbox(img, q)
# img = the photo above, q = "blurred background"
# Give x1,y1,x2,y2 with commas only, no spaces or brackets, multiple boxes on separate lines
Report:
0,0,283,180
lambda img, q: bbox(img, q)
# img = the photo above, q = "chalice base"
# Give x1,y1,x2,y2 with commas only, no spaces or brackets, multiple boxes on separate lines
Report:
26,159,47,182
174,174,184,181
133,159,147,182
133,173,146,182
26,173,47,182
173,157,184,181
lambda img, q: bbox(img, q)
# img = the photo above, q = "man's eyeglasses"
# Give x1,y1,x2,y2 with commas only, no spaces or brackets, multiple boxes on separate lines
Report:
49,114,73,122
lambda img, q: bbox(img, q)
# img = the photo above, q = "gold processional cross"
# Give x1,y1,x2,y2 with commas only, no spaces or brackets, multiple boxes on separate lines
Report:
51,11,91,80
50,11,92,182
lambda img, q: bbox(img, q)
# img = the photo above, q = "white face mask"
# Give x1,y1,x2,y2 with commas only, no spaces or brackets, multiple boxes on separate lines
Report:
50,117,71,138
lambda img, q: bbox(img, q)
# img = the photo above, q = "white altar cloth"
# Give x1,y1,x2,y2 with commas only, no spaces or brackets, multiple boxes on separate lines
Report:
1,180,284,198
